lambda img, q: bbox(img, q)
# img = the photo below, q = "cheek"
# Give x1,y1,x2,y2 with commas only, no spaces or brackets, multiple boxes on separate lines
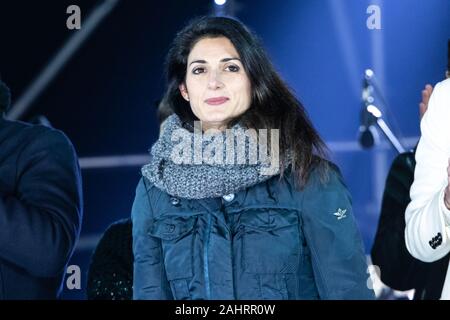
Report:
185,78,205,101
236,75,251,97
245,82,252,101
236,79,252,104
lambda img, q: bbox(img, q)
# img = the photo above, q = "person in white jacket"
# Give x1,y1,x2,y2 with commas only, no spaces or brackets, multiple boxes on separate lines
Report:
405,77,450,299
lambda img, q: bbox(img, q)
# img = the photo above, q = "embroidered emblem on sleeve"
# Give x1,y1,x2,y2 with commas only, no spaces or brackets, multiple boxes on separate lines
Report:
333,208,347,220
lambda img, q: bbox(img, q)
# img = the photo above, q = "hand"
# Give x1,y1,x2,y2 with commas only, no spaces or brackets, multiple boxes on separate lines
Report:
445,158,450,210
419,84,433,119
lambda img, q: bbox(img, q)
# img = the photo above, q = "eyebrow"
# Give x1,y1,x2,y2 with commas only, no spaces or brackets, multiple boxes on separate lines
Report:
189,57,241,66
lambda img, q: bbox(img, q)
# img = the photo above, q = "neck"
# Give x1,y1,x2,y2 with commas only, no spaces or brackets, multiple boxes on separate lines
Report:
201,121,227,132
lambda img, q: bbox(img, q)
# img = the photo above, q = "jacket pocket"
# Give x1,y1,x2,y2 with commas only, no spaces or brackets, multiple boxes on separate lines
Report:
148,215,197,279
148,215,197,299
240,209,300,274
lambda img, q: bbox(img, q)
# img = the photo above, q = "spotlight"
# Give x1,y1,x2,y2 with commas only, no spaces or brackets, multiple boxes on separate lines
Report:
367,105,382,118
365,69,374,79
215,0,226,5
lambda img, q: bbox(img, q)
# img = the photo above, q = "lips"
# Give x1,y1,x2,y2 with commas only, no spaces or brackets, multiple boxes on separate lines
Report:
205,97,229,105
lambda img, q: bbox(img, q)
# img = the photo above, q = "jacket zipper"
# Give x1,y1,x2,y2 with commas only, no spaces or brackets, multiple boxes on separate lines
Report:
203,214,212,299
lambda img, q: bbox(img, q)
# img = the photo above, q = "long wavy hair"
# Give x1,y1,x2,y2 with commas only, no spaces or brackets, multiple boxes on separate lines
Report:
162,16,329,188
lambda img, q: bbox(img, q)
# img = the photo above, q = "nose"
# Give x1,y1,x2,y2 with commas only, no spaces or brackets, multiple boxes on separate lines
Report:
207,70,224,90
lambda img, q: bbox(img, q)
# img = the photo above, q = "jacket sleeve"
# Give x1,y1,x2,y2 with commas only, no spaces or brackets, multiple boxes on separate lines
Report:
0,128,82,277
405,79,450,262
131,177,172,300
301,165,375,299
371,152,429,291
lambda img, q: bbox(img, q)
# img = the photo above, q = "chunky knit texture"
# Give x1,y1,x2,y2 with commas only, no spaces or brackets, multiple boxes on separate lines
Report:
142,114,283,199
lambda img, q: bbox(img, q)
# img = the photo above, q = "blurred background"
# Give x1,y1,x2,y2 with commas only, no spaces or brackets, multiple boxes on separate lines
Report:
0,0,449,299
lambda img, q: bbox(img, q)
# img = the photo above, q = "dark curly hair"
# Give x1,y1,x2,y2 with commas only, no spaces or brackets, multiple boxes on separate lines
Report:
163,16,329,188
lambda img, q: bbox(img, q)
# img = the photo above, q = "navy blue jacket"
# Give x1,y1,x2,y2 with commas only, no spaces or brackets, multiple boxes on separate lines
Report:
132,164,374,300
0,117,82,299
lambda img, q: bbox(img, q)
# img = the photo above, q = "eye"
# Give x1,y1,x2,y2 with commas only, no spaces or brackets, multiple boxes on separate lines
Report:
225,64,240,72
192,67,205,75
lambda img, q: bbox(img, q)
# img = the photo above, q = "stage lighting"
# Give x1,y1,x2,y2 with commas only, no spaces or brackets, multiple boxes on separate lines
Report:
215,0,226,6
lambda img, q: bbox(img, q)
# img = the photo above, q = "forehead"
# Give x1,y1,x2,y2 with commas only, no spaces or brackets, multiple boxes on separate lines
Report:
188,37,240,62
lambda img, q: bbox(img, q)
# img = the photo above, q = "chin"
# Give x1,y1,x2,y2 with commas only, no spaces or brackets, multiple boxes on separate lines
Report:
198,114,229,126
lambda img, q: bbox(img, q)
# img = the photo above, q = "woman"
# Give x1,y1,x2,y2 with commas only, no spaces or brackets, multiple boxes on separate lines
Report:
132,16,374,300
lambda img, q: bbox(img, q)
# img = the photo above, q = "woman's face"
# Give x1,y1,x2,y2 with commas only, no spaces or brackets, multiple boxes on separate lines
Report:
179,36,252,131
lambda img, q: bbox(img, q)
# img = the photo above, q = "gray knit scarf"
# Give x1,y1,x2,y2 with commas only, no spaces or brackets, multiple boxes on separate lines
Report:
142,114,284,199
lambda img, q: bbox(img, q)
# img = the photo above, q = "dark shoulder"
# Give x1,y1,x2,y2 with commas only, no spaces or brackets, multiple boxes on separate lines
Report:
97,218,132,251
87,218,133,300
390,150,415,173
279,158,352,215
307,158,345,190
2,118,76,154
283,157,343,189
136,176,167,215
3,118,58,137
28,124,75,151
89,218,133,273
277,158,346,207
383,150,416,194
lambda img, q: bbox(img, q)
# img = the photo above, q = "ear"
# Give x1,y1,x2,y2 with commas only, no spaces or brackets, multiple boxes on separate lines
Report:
178,83,190,101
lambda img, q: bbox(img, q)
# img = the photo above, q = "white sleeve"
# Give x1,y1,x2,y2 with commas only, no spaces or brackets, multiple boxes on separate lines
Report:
405,79,450,262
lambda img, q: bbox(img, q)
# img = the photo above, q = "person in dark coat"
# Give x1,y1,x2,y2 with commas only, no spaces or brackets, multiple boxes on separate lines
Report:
132,16,374,300
0,79,83,299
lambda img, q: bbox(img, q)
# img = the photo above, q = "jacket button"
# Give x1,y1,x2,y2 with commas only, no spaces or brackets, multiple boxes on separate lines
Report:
170,197,180,206
222,193,235,202
165,224,175,233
